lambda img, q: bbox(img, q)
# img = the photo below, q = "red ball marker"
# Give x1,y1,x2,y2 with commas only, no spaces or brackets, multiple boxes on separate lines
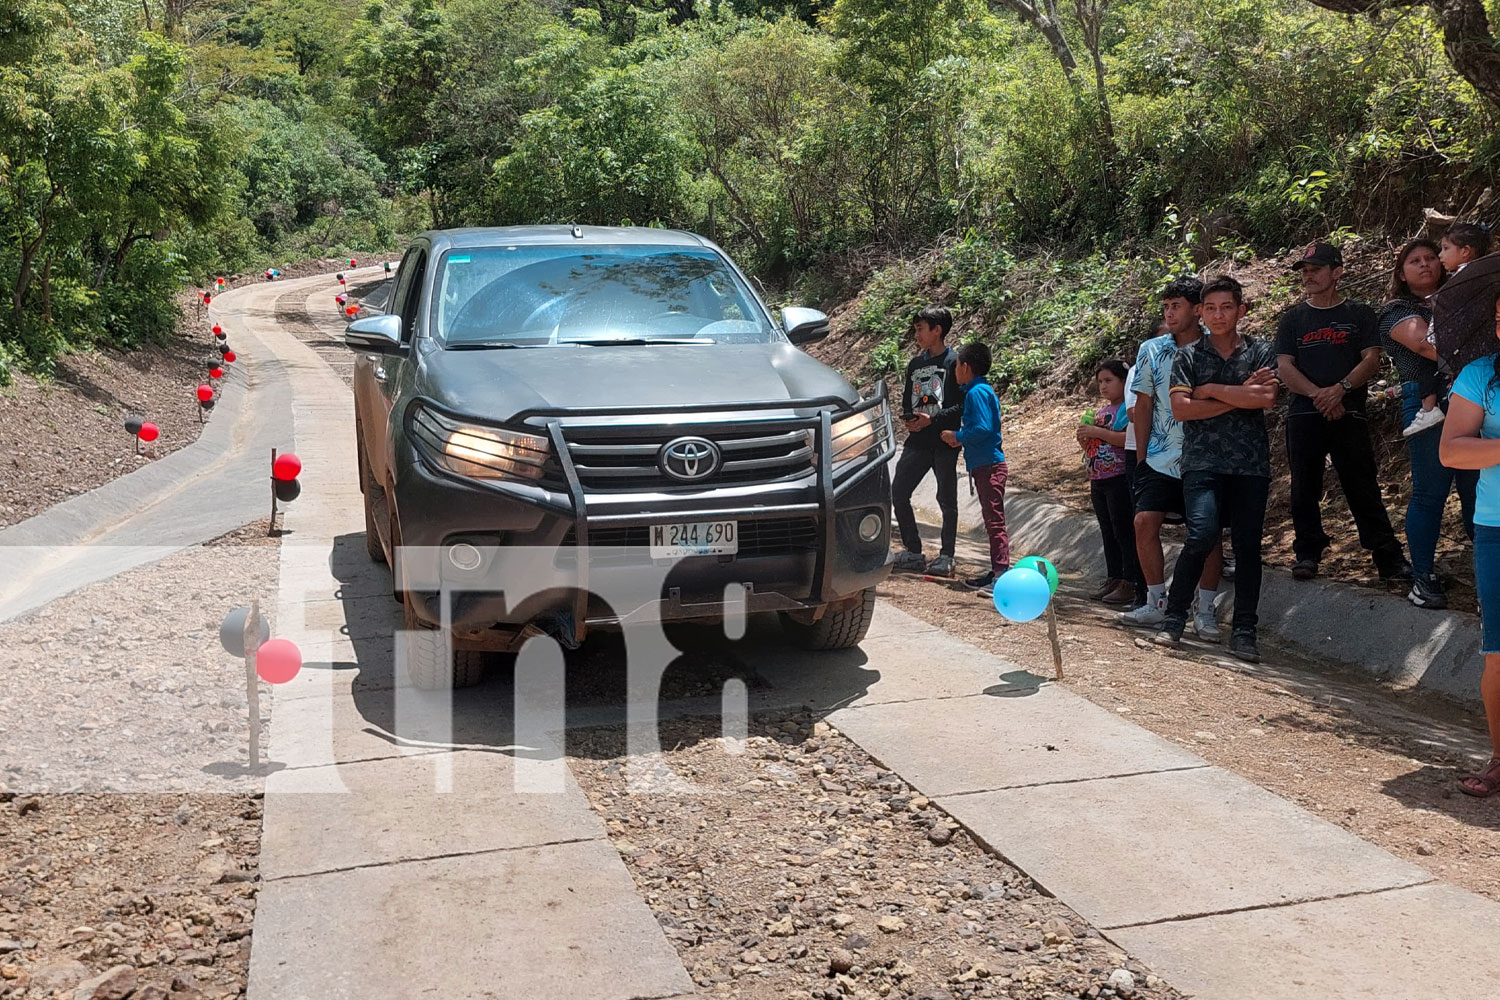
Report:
138,422,160,443
223,351,236,363
272,453,302,481
255,639,302,685
196,385,213,402
212,324,223,336
345,305,358,316
209,366,223,379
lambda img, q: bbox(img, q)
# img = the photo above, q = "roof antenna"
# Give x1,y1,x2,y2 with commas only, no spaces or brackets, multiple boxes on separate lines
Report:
571,224,583,239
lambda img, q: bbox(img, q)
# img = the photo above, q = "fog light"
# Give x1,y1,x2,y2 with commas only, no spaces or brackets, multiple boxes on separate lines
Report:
858,513,883,543
447,542,483,572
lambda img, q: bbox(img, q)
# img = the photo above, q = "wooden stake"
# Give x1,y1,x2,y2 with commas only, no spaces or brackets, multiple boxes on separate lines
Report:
269,446,278,536
243,598,262,770
1045,601,1064,681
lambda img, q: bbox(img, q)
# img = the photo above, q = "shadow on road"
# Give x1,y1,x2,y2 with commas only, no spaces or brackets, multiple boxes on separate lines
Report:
984,670,1048,698
321,532,883,763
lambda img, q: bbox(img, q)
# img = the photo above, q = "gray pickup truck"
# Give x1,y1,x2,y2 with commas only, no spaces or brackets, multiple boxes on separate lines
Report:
346,226,894,688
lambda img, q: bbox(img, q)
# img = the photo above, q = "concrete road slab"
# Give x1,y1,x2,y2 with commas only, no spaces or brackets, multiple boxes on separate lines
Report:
281,594,404,642
942,767,1433,929
275,545,392,604
261,749,600,879
247,839,694,1000
754,629,1014,709
270,680,525,768
828,688,1205,796
860,600,942,639
1110,882,1500,1000
267,632,400,702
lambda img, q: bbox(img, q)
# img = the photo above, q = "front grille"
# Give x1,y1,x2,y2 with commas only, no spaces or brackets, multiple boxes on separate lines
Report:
560,517,819,557
561,426,816,492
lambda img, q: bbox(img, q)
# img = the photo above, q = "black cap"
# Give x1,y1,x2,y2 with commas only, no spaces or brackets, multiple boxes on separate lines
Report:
1292,242,1343,270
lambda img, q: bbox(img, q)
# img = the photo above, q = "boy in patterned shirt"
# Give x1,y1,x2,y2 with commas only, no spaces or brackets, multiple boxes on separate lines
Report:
1122,277,1224,635
1154,276,1279,663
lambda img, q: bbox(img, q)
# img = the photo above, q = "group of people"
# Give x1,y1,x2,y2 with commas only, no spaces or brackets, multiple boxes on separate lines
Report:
886,232,1500,799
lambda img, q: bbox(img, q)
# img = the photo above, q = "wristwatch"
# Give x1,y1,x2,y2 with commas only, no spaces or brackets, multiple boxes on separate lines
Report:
1339,378,1354,392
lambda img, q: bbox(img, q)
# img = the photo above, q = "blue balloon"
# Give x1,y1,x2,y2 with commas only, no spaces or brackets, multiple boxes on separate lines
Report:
992,567,1052,622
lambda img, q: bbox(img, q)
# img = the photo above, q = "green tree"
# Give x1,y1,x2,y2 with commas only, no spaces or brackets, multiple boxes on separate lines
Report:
673,17,864,270
491,62,692,227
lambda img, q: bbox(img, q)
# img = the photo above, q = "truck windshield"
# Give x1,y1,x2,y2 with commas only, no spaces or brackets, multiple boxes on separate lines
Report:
433,245,778,347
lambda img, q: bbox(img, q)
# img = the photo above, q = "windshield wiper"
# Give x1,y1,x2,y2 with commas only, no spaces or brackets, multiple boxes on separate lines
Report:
568,338,714,347
444,341,532,351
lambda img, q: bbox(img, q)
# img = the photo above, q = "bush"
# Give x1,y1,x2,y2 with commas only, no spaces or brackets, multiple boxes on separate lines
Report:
850,261,928,341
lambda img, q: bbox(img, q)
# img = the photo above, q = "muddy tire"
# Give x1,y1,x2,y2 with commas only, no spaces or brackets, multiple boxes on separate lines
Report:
781,588,877,651
400,592,487,690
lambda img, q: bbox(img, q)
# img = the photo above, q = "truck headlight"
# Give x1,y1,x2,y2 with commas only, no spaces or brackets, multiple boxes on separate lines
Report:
831,402,890,470
410,406,550,482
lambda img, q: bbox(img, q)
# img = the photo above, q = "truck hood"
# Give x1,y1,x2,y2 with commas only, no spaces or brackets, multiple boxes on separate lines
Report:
416,342,861,420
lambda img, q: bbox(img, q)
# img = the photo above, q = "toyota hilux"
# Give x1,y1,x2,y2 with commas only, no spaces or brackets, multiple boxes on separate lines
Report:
346,226,894,688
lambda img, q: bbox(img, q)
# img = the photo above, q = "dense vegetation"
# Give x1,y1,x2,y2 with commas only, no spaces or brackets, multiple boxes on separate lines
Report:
4,0,1500,384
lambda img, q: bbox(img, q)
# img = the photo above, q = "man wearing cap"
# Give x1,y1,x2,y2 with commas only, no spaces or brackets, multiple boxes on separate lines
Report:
1275,242,1412,583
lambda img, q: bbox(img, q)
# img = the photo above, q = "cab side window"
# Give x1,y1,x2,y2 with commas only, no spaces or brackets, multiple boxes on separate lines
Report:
388,248,428,343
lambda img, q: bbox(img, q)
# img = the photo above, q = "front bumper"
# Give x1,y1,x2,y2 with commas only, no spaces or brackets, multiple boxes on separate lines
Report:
390,389,895,642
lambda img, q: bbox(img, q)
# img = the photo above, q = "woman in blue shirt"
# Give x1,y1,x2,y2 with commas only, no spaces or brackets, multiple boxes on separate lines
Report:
1439,296,1500,797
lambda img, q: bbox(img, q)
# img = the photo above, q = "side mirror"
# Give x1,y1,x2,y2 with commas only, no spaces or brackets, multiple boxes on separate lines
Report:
782,306,829,345
345,314,403,354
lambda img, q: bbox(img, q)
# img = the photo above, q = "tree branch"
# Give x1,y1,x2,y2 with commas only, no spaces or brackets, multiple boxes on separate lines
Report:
989,0,1080,81
1305,0,1500,107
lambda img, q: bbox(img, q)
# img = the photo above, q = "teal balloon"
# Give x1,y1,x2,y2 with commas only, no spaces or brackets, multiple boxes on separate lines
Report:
1014,555,1060,595
992,567,1052,622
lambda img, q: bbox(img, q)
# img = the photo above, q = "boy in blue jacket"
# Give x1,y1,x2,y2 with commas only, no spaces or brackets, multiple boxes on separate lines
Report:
941,342,1009,595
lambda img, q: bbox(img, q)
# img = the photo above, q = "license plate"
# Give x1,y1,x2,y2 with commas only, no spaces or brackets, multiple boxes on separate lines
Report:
649,520,738,559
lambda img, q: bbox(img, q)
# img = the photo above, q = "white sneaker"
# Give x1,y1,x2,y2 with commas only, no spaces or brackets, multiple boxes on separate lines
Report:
1402,407,1446,438
1193,612,1223,643
1119,599,1166,628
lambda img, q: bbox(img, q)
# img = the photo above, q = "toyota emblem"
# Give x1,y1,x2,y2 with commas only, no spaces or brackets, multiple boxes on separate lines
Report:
659,436,721,481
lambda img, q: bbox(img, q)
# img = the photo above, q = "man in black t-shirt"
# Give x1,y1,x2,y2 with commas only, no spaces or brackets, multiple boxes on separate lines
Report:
891,306,965,576
1275,243,1410,583
1156,276,1279,664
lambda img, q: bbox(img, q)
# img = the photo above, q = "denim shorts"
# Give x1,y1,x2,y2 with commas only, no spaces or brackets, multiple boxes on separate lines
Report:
1475,524,1500,654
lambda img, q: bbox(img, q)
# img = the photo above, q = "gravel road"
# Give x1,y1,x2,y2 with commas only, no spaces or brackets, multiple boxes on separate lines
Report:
571,712,1180,1000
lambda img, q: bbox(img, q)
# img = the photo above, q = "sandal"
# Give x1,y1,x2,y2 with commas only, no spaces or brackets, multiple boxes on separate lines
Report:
1459,756,1500,798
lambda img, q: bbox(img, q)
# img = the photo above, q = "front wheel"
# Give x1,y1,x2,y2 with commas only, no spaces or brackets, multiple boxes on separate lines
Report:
400,592,487,690
780,589,877,651
359,437,386,564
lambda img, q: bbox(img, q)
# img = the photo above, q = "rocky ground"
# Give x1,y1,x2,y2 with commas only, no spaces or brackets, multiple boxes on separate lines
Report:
571,714,1180,1000
0,793,262,1000
0,321,214,530
879,563,1500,904
0,521,280,1000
